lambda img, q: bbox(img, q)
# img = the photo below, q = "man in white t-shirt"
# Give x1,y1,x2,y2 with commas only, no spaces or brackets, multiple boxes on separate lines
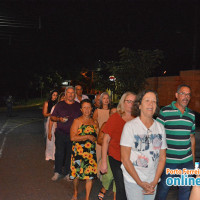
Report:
74,85,89,103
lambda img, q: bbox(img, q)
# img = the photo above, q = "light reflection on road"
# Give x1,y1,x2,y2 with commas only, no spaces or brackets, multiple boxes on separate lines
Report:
0,117,42,158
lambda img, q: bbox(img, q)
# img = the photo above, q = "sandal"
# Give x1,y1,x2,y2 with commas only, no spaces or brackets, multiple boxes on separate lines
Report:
98,190,105,199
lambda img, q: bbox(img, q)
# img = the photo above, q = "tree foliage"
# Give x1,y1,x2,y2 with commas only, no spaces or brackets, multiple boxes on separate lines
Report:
94,48,164,96
31,70,63,98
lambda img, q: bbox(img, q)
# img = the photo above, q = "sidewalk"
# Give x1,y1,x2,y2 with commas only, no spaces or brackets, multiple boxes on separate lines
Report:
0,103,42,112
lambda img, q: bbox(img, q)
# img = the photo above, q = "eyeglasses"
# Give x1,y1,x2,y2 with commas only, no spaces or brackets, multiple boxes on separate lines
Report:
178,92,191,97
124,100,134,104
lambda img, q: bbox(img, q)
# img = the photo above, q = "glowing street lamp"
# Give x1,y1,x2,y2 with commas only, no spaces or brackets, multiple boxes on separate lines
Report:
109,75,116,82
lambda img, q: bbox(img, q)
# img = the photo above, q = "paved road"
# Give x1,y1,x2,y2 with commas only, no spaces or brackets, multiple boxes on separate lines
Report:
0,107,178,200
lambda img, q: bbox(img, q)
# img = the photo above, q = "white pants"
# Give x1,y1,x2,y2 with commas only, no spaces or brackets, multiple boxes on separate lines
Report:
124,179,157,200
45,117,56,160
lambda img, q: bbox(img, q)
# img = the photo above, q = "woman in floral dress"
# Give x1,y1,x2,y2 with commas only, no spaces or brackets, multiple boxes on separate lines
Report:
70,99,99,200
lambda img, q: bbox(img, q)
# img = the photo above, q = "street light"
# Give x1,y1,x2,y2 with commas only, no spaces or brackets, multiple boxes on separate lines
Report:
109,75,116,102
109,75,116,82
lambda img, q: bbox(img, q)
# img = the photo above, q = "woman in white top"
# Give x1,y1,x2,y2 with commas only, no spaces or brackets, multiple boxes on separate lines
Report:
120,90,167,200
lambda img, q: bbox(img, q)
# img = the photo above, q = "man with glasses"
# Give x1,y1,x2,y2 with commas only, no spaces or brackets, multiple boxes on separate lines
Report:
156,84,195,200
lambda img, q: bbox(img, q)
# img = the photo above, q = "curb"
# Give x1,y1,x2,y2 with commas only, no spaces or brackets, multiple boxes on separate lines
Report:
0,103,43,112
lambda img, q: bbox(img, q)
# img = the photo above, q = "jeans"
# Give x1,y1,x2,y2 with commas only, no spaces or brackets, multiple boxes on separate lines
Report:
55,130,72,175
109,156,127,200
155,160,194,200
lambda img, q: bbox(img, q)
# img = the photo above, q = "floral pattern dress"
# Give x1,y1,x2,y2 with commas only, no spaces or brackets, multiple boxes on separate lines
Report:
70,124,97,180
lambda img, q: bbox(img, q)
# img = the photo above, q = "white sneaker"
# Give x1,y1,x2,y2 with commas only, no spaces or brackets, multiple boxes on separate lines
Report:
51,172,62,181
63,174,72,181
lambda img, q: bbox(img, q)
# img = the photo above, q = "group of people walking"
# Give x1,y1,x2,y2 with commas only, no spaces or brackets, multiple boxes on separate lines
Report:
42,83,197,200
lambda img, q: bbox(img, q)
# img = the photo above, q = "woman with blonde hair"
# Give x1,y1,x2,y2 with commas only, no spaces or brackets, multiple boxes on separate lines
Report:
100,91,136,200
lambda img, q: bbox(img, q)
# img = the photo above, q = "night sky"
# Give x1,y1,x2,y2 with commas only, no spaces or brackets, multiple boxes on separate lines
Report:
0,0,200,94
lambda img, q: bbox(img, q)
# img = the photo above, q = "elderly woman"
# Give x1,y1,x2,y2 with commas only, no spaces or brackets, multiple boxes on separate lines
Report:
70,99,98,200
100,92,136,200
93,92,111,128
93,92,111,176
120,90,167,200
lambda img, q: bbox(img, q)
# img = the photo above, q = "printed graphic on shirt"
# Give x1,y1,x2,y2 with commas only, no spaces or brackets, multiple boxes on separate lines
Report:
133,154,149,168
133,133,163,168
134,135,150,151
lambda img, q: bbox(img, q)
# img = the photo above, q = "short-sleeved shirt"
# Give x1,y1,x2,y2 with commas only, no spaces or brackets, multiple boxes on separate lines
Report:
120,117,167,183
156,101,195,164
102,112,126,161
51,101,82,134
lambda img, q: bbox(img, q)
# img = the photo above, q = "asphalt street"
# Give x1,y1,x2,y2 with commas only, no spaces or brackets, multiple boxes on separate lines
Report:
0,107,178,200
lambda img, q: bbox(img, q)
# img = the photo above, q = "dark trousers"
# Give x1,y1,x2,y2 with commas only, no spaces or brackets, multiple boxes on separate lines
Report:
55,130,72,175
109,156,127,200
155,160,194,200
7,106,12,117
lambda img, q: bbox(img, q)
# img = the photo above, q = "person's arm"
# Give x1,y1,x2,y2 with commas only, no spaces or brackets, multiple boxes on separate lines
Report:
70,119,96,142
48,119,54,141
50,103,67,123
121,145,154,194
189,175,200,200
100,133,111,174
42,101,51,118
150,149,166,189
94,119,99,139
93,109,98,121
191,133,196,165
97,122,106,145
50,115,64,122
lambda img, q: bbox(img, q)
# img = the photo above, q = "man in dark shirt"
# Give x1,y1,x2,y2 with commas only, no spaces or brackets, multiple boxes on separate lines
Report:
51,86,82,181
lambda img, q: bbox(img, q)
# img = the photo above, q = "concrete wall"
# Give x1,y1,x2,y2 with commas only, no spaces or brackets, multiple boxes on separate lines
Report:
145,70,200,113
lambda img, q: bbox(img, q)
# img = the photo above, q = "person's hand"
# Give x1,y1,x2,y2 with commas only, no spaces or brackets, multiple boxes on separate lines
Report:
143,181,157,195
48,133,52,141
100,161,108,174
59,117,67,123
149,180,157,189
87,135,96,142
140,182,155,195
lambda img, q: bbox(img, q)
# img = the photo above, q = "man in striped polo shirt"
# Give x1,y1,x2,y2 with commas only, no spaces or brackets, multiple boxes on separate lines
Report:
155,84,195,200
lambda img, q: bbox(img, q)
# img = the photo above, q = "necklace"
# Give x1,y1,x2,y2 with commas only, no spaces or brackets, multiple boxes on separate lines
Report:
82,116,91,125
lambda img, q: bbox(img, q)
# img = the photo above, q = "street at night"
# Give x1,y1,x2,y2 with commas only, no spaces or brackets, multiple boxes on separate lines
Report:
0,1,200,200
0,107,181,200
